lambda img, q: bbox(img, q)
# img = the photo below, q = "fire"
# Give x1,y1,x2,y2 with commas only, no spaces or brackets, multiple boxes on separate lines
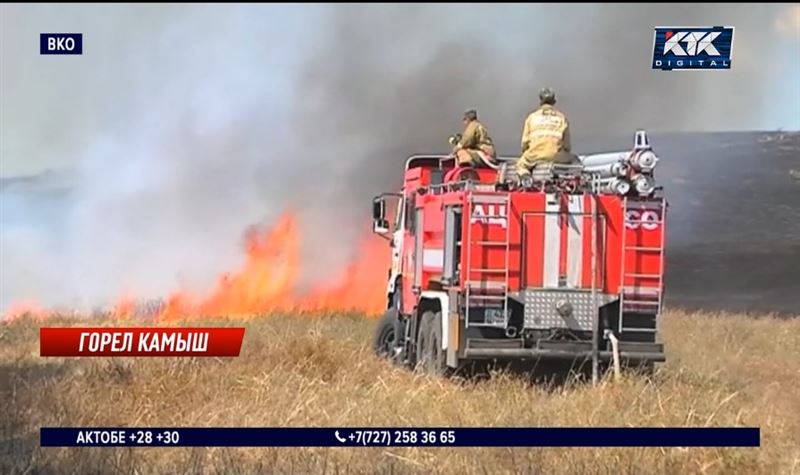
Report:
144,210,389,320
4,211,390,321
5,300,48,321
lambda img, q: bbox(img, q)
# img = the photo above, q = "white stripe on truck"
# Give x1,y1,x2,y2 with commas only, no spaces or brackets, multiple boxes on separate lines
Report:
422,248,444,269
567,195,584,288
543,194,560,288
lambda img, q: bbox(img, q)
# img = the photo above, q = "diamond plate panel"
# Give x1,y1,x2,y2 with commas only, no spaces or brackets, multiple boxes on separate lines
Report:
522,289,615,331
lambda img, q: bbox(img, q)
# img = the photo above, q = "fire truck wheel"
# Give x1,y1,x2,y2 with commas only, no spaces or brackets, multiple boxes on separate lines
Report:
415,311,449,376
373,310,399,360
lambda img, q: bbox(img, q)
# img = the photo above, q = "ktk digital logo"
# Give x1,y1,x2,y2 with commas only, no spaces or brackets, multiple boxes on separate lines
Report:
40,33,82,55
652,26,734,71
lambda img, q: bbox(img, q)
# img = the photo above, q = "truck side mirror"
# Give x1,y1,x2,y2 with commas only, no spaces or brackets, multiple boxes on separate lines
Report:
372,198,389,234
374,219,390,234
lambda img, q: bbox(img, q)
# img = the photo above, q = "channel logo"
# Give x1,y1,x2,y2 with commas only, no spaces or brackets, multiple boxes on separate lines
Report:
40,33,83,55
652,26,734,71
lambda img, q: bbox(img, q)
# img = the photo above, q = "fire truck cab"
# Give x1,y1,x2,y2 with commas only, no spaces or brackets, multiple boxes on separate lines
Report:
371,131,667,377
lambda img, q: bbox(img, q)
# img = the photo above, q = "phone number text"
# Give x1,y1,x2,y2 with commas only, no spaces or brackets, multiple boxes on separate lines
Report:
347,430,456,446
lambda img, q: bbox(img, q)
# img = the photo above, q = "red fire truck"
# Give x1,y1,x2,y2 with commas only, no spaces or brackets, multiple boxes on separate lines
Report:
371,131,667,379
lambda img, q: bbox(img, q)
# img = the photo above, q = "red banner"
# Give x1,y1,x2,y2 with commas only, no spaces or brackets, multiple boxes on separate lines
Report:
40,328,245,357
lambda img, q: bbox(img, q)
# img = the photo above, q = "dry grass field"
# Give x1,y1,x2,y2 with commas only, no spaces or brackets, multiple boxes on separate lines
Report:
1,309,799,474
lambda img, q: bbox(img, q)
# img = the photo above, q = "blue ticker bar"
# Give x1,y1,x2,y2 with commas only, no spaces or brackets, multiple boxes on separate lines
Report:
41,427,760,448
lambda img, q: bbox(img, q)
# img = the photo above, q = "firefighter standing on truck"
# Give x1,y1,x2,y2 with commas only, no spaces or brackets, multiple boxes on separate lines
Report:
450,109,497,167
516,88,575,178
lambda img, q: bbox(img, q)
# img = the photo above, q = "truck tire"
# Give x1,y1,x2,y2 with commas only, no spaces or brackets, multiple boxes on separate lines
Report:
373,309,398,360
415,311,448,376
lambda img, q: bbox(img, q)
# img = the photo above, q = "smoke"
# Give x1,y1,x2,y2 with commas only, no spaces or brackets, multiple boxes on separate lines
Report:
283,3,797,218
281,3,797,274
0,4,795,312
1,4,319,311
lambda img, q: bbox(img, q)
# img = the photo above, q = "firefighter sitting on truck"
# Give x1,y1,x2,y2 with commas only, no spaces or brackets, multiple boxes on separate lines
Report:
449,109,497,167
516,88,578,178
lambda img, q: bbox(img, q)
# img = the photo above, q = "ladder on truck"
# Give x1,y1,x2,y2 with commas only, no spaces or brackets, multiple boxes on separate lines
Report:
464,192,511,328
619,196,666,332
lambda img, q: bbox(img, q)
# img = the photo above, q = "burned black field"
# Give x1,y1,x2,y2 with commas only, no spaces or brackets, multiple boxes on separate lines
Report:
653,132,800,315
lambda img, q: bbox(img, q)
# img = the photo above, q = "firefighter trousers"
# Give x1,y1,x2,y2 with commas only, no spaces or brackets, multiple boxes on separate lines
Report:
456,144,497,167
516,150,579,176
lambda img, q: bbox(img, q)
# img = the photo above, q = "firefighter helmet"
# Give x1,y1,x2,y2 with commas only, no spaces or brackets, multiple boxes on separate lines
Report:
539,87,556,105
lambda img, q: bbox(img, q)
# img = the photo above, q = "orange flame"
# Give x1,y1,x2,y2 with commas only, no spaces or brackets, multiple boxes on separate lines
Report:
5,210,390,321
4,300,48,321
144,210,388,320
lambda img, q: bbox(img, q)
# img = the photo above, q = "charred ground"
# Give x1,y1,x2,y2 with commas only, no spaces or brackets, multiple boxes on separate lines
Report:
576,130,799,314
655,131,800,314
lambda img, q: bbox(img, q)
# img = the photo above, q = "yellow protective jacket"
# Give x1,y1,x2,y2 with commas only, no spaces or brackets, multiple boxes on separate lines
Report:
520,105,571,161
458,120,496,157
